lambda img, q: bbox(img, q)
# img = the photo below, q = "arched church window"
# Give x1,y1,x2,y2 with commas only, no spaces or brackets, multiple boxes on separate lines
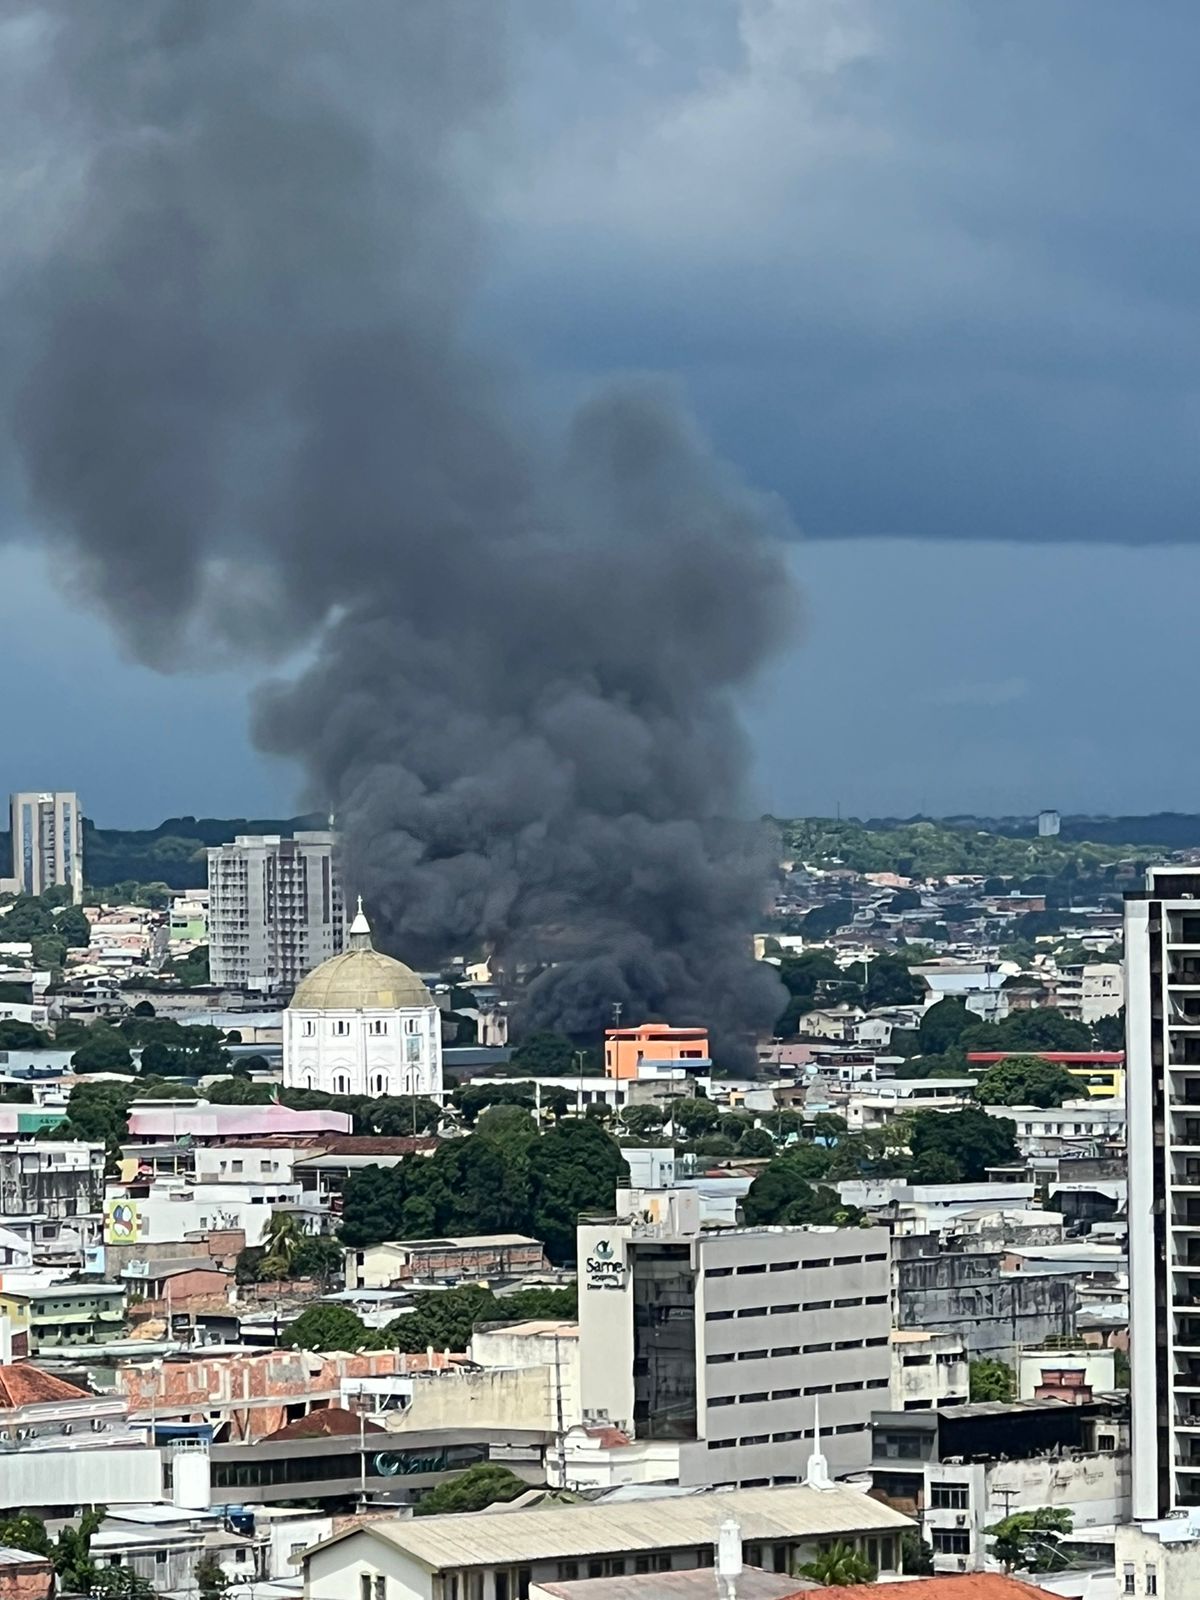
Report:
334,1072,350,1095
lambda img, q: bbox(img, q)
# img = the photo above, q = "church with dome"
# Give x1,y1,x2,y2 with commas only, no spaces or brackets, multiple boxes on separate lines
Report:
282,900,443,1100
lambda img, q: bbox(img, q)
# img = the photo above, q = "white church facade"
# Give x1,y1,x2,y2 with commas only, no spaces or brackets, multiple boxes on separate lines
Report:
282,901,443,1100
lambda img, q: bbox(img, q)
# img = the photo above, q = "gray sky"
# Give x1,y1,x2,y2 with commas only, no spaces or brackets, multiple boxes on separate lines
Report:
3,0,1197,826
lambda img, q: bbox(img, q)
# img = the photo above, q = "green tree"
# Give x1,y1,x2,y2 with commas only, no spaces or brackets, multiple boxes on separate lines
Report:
668,1096,721,1139
31,935,68,971
508,1031,575,1076
386,1285,498,1353
1092,1008,1125,1051
530,1118,628,1262
974,1055,1078,1108
909,1107,1017,1182
195,1556,229,1600
970,1357,1015,1402
901,1532,935,1575
796,1541,876,1585
801,901,853,938
492,1284,577,1320
0,1020,51,1050
864,953,923,1007
620,1107,668,1145
281,1304,372,1352
412,1463,528,1516
70,1025,134,1075
367,1095,441,1135
737,1126,776,1158
257,1211,307,1279
476,1102,538,1146
0,1513,51,1558
743,1154,862,1226
55,906,92,947
987,1508,1073,1572
52,1081,136,1148
918,998,971,1054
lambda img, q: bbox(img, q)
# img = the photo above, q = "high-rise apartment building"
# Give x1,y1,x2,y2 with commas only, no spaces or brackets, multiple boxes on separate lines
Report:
207,832,344,995
578,1190,892,1487
1127,865,1200,1517
1,792,84,902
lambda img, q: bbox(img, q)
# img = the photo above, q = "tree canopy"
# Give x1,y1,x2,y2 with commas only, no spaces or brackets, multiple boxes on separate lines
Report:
987,1508,1073,1573
974,1055,1078,1108
413,1463,529,1516
969,1357,1015,1402
340,1116,627,1262
743,1151,864,1227
281,1303,375,1352
909,1106,1018,1182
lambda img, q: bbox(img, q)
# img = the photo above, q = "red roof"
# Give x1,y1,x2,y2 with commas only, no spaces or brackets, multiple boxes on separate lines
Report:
966,1051,1123,1064
809,1581,1052,1600
264,1406,384,1441
0,1363,92,1407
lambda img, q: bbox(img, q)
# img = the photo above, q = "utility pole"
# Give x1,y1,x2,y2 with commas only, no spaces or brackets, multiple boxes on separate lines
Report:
553,1333,567,1490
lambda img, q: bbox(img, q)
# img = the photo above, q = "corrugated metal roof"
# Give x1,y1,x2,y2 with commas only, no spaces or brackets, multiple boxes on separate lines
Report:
0,1548,50,1567
326,1485,913,1571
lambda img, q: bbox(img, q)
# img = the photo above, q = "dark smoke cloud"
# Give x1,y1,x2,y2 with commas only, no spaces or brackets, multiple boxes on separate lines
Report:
3,1,797,1062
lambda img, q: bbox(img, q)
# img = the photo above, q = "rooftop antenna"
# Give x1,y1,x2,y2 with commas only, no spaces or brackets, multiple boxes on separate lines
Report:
805,1395,833,1490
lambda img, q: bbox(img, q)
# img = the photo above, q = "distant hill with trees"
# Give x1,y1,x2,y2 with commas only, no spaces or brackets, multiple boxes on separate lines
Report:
0,814,325,893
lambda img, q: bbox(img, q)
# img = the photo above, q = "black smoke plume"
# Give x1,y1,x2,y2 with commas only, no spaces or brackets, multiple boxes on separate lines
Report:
2,2,796,1061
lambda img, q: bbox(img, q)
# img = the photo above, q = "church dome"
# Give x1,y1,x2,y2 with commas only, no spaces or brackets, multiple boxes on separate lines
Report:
289,901,433,1012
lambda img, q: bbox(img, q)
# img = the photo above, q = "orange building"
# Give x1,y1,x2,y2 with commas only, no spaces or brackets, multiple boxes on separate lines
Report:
604,1022,710,1080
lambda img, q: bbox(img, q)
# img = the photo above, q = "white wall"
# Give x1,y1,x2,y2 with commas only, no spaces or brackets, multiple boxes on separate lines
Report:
0,1444,162,1509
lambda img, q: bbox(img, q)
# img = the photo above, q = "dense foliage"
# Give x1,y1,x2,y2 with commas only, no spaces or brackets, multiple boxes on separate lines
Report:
969,1357,1016,1402
974,1055,1078,1108
341,1116,627,1262
987,1508,1073,1572
413,1463,529,1516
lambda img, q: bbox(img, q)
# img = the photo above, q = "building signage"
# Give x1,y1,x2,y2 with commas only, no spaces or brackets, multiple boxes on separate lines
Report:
585,1237,625,1291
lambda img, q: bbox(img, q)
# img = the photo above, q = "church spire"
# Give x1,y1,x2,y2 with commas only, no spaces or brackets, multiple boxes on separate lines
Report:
805,1394,833,1491
348,896,373,950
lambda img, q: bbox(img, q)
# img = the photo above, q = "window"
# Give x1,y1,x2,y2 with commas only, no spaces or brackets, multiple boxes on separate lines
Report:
835,1380,863,1392
739,1434,768,1446
374,1578,386,1600
737,1264,767,1276
803,1342,831,1354
741,1391,768,1403
705,1310,734,1322
865,1337,889,1347
833,1254,861,1266
334,1073,350,1095
865,1252,887,1262
771,1345,800,1357
373,1073,387,1095
404,1017,420,1034
1147,1565,1158,1595
231,1159,243,1174
707,1353,735,1366
739,1307,767,1318
833,1297,862,1309
708,1438,735,1451
302,1020,315,1037
773,1430,802,1443
705,1268,734,1279
370,1019,388,1036
738,1349,768,1361
805,1257,830,1269
332,1019,350,1036
931,1484,969,1510
1123,1565,1135,1595
406,1035,422,1063
834,1338,862,1350
865,1294,888,1305
772,1387,801,1400
803,1300,831,1312
1098,1433,1116,1450
710,1395,735,1407
866,1377,889,1388
769,1261,798,1273
804,1384,832,1396
361,1577,372,1600
933,1531,971,1556
770,1303,799,1314
556,1565,579,1582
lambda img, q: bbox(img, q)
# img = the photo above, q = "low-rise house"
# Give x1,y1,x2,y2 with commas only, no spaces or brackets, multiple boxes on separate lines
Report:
21,1280,126,1349
0,1546,54,1600
346,1234,547,1291
869,1395,1130,1572
890,1330,969,1411
302,1483,915,1600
